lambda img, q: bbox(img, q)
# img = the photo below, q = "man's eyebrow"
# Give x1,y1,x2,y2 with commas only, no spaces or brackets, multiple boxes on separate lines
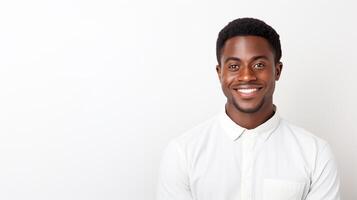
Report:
251,55,269,61
224,57,241,63
224,55,269,64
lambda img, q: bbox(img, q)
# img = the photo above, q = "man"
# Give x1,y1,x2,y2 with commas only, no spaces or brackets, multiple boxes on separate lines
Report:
156,18,340,200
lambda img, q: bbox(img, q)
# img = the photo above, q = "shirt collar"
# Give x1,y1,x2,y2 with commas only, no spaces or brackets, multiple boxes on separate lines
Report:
219,106,281,141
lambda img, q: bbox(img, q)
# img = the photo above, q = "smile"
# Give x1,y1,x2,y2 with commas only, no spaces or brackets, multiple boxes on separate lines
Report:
233,86,262,98
237,88,258,94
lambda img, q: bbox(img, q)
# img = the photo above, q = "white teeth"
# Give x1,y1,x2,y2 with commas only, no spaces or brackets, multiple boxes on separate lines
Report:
237,88,258,94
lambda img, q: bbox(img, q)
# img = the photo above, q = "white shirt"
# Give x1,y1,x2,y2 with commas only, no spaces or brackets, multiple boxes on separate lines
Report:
156,109,340,200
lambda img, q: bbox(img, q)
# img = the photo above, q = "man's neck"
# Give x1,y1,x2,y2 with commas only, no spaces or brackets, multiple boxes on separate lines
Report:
225,104,275,130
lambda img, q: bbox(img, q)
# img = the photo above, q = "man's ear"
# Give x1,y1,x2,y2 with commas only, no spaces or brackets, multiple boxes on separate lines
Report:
275,62,283,81
216,64,222,82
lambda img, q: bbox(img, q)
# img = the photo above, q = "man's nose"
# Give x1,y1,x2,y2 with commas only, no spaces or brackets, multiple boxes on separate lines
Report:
238,66,257,82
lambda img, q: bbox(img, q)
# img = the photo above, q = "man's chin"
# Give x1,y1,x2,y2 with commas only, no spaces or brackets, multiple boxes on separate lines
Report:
235,106,261,113
232,100,264,114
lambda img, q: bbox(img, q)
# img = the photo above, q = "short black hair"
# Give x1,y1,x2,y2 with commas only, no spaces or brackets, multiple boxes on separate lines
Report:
216,17,281,64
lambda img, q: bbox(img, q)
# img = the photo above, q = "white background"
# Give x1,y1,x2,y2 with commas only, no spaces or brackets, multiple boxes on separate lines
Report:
0,0,356,199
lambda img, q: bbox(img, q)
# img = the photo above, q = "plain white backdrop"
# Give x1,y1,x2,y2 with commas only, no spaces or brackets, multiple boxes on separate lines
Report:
0,0,356,199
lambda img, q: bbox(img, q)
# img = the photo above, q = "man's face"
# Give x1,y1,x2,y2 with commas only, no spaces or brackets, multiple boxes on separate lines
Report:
216,36,282,113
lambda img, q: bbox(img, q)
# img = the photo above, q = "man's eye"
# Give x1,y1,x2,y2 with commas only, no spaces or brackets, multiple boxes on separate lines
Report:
228,64,239,71
253,63,264,69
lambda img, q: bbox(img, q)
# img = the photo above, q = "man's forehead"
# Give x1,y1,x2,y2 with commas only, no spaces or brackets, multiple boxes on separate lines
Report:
221,36,275,59
224,35,271,49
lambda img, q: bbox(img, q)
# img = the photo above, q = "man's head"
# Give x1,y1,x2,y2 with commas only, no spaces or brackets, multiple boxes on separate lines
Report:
216,18,282,64
216,18,283,116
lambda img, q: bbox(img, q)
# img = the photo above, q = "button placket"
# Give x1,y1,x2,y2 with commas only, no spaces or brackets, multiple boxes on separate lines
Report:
241,132,256,200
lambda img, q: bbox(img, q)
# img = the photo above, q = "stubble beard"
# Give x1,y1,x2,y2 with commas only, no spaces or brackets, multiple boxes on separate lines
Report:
232,97,265,114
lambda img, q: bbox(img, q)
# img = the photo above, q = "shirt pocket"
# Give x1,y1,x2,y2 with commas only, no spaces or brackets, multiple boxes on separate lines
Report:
263,179,305,200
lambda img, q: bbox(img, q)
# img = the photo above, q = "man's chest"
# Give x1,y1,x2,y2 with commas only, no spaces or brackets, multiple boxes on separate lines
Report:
187,140,311,200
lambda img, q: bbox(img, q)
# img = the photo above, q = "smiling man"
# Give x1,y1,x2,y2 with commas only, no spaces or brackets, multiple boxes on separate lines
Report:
156,18,340,200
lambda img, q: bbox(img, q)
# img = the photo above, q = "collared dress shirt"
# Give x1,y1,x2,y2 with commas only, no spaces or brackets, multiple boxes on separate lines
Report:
156,109,340,200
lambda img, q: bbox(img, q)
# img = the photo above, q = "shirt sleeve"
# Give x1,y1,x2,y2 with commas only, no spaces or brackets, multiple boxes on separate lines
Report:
156,140,193,200
305,143,340,200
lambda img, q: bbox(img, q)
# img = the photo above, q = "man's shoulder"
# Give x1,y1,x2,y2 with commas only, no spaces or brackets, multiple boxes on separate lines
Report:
278,119,338,181
279,118,329,150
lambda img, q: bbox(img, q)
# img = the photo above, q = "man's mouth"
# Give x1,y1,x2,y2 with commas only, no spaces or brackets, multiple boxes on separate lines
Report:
237,88,259,94
233,86,262,98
